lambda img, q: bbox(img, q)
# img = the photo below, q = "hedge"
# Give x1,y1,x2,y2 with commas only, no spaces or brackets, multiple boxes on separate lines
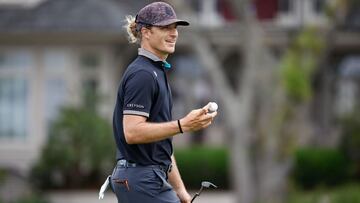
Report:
174,146,230,190
293,147,349,189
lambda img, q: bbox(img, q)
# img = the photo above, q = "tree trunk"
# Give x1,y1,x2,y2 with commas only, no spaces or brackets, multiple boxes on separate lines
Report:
176,0,293,202
189,28,257,203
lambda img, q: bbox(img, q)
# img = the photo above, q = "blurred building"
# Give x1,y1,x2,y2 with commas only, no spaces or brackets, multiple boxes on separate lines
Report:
0,0,138,173
0,0,359,175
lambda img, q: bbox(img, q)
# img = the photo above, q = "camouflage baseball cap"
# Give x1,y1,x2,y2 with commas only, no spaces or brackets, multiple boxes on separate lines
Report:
135,2,189,27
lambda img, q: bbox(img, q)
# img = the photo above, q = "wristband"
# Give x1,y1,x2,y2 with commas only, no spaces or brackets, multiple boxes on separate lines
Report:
177,119,183,134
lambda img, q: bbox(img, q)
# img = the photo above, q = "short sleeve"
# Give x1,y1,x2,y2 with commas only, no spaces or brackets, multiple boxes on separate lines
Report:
123,70,157,117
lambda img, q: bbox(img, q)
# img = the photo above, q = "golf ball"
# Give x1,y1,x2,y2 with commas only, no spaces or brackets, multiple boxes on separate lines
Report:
209,102,218,112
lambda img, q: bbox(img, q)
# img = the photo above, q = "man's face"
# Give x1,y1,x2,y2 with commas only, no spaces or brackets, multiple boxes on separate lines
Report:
143,23,178,59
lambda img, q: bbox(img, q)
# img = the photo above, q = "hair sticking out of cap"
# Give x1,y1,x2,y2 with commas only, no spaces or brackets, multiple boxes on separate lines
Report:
124,15,139,44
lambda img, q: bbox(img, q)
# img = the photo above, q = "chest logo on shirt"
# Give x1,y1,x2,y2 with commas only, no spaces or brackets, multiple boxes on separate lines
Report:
153,71,158,77
127,103,145,109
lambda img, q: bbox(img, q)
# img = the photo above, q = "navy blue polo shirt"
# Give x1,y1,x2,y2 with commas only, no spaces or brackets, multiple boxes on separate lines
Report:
113,48,173,167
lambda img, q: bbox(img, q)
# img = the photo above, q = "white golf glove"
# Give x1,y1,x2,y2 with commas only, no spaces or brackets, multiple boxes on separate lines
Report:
99,175,111,200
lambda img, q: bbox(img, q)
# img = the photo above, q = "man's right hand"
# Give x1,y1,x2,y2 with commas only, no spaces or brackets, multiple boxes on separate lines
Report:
179,103,217,133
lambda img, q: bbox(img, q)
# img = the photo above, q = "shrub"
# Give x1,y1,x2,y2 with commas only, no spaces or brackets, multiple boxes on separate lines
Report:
288,184,360,203
293,147,349,189
174,146,229,190
30,107,115,189
0,168,6,184
339,108,360,181
279,27,324,104
332,184,360,203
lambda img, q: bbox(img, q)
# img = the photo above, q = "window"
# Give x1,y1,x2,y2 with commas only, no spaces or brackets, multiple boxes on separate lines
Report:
198,0,224,26
0,54,4,65
314,0,326,13
0,50,31,70
276,0,299,27
44,50,68,72
0,78,27,138
278,0,292,13
80,52,100,70
79,51,101,109
82,79,98,110
0,50,31,139
45,78,66,123
43,49,69,124
276,0,328,27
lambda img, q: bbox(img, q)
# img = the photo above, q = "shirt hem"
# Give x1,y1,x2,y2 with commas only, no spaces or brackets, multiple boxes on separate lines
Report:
123,110,149,117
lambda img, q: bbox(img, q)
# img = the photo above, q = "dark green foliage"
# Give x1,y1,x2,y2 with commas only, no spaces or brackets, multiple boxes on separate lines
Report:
293,147,349,189
279,27,324,103
174,146,229,189
288,184,360,203
332,184,360,203
339,109,360,181
30,107,115,189
0,168,6,184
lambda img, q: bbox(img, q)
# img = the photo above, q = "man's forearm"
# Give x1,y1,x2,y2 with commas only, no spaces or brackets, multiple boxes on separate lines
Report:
123,104,216,144
123,115,182,144
168,155,187,193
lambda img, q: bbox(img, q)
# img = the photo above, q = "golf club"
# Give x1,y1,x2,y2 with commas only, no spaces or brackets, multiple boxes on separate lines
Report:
191,181,217,203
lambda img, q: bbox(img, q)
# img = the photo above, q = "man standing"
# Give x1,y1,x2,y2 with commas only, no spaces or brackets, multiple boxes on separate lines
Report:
110,2,217,203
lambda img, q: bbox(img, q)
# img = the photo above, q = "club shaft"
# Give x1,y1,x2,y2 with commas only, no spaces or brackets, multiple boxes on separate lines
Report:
191,194,199,203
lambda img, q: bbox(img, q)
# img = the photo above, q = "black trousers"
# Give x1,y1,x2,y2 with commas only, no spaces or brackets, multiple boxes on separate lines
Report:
110,165,180,203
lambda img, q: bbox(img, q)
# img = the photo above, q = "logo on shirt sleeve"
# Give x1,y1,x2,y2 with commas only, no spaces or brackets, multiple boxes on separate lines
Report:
126,103,145,109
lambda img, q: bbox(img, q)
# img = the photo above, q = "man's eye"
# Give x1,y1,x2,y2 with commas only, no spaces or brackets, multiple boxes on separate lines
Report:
159,25,176,30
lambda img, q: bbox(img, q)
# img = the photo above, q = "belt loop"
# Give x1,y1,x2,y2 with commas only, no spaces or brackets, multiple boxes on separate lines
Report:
167,164,172,174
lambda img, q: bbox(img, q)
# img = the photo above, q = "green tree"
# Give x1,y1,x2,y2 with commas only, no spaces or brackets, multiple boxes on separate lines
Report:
280,27,324,103
31,106,115,189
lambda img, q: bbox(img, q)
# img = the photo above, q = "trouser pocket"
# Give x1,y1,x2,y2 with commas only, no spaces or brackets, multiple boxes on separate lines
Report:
152,168,172,192
111,167,178,203
134,168,160,197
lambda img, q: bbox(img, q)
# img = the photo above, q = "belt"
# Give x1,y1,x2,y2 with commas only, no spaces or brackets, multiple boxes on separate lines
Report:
117,159,137,168
117,159,172,174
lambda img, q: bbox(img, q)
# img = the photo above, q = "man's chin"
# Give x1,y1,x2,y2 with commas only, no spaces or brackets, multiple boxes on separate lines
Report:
159,47,175,56
166,48,175,54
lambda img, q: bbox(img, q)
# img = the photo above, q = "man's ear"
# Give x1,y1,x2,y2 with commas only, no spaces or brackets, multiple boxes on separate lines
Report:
141,27,151,40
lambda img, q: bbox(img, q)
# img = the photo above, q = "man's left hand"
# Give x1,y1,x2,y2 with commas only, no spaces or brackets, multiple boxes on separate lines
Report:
177,189,192,203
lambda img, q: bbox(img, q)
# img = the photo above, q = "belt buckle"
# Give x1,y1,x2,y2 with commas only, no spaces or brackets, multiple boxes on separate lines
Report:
118,159,127,167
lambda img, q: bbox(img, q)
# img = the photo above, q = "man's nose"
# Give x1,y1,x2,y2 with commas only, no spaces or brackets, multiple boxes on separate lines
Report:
169,28,178,37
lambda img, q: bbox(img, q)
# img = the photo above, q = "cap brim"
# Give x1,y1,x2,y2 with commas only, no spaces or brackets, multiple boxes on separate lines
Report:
154,18,190,26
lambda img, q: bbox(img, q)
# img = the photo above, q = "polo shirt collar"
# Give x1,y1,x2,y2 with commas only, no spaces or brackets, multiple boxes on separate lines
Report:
138,48,162,62
138,48,172,69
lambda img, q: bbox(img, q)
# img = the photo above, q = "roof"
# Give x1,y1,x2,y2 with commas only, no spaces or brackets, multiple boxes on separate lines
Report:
0,0,156,33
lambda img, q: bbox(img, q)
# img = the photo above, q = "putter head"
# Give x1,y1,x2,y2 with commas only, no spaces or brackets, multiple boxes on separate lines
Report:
201,181,217,189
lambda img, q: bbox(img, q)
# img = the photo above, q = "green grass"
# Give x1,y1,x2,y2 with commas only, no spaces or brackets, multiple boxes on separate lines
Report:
288,183,360,203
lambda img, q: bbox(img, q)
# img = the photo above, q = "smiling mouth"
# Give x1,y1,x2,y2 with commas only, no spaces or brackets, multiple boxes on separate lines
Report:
165,40,176,44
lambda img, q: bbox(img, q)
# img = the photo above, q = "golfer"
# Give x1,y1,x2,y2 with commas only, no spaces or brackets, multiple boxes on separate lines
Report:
110,2,217,203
